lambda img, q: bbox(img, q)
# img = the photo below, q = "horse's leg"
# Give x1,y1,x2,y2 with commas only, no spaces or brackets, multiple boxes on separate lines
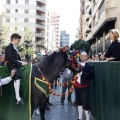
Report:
31,104,35,118
39,102,46,120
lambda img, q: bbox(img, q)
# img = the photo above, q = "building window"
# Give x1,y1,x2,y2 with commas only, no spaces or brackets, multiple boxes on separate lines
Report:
15,27,17,31
15,9,18,12
6,9,10,13
99,1,105,18
25,9,29,13
25,0,29,4
24,18,29,22
6,18,10,22
15,18,18,21
16,0,18,4
6,0,11,4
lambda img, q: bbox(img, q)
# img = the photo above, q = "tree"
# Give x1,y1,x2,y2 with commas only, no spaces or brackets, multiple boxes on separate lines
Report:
1,12,10,49
71,39,91,53
17,26,34,61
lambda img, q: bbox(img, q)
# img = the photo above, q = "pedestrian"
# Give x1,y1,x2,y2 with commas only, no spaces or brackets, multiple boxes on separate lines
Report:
0,54,6,66
5,33,28,105
100,51,106,61
105,29,120,61
61,68,73,105
94,54,100,62
74,52,94,120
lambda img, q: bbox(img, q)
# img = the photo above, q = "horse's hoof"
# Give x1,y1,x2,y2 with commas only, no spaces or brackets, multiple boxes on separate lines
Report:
17,99,25,105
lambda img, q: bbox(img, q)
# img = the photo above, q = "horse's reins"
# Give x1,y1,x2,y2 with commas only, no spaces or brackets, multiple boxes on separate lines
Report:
36,64,50,84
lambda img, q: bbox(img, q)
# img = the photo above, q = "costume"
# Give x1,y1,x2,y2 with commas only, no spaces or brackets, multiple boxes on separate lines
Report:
74,62,94,120
5,43,24,104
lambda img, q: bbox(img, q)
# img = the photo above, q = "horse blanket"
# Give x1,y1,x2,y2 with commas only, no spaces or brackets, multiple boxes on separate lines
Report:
0,64,32,120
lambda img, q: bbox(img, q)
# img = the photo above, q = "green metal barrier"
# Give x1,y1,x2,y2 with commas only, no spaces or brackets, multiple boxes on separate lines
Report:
90,62,120,120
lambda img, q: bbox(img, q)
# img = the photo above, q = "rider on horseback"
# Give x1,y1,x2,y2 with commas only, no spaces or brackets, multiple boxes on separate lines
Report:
5,33,28,105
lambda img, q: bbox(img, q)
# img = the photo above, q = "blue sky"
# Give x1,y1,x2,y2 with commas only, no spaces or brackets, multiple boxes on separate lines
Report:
47,0,80,44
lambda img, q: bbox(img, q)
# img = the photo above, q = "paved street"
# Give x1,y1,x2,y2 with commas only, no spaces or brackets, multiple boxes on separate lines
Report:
32,79,78,120
32,77,95,120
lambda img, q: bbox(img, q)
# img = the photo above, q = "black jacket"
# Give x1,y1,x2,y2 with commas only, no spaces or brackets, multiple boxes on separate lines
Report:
81,62,94,85
5,43,22,69
105,40,120,61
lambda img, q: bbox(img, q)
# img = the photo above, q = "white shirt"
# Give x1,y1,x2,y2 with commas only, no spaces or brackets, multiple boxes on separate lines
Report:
76,62,86,84
0,77,12,86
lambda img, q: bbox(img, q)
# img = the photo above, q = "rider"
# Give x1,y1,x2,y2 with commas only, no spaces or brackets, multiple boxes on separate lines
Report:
5,33,27,105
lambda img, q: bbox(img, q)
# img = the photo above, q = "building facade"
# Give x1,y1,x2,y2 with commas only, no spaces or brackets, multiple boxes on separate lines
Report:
2,0,46,54
49,11,60,50
79,0,120,54
60,31,70,47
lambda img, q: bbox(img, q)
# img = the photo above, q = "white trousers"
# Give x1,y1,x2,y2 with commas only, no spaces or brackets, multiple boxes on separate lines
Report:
78,106,83,119
78,106,90,120
14,79,21,101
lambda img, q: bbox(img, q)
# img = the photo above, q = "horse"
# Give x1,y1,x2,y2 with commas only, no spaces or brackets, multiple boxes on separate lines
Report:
31,51,75,120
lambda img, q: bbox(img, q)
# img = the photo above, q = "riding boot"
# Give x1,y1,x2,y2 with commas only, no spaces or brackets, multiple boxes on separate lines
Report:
85,110,90,120
78,106,83,120
14,79,25,105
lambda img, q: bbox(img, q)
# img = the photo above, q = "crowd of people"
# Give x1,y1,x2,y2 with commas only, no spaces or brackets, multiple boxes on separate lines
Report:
0,28,120,120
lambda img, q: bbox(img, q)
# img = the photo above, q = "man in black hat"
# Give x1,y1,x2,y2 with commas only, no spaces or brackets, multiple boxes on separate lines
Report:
5,33,27,105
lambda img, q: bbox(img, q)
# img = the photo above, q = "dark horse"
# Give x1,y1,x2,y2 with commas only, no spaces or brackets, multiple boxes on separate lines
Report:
31,51,74,120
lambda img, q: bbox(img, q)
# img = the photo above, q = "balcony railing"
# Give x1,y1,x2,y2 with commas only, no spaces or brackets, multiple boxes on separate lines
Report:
36,15,45,21
36,42,45,46
36,33,45,38
37,0,46,4
85,12,91,21
36,24,45,30
36,6,45,13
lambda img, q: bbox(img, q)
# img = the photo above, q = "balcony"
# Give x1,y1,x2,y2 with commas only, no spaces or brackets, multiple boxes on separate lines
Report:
85,32,92,41
36,41,45,46
37,0,46,5
36,33,45,38
36,24,45,30
88,17,92,25
85,12,91,21
93,10,117,36
36,15,45,21
36,6,45,13
85,0,92,8
85,25,91,33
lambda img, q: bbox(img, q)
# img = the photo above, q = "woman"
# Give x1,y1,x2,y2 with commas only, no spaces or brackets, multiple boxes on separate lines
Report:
105,29,120,61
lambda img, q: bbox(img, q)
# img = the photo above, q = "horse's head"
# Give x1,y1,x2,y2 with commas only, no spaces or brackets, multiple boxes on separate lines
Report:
35,47,80,83
59,46,80,74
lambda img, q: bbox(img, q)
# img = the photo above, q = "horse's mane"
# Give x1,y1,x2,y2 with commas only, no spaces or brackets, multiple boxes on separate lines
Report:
32,51,67,82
